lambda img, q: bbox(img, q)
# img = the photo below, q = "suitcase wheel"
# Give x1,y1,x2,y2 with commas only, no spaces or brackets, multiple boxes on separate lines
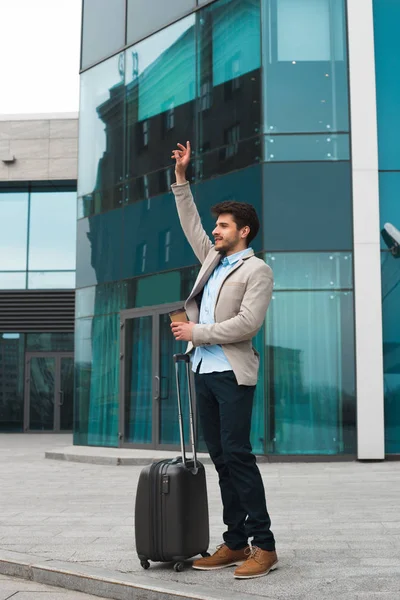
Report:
140,560,150,570
173,562,185,572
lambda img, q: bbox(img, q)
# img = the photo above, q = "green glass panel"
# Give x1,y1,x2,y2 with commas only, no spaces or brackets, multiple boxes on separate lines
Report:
197,0,261,155
135,271,181,308
29,357,55,431
265,290,356,454
266,252,353,290
381,252,400,453
379,173,400,250
60,357,74,431
252,327,266,455
86,315,120,446
0,333,25,432
264,134,350,162
74,318,92,446
262,0,349,133
26,333,74,353
78,52,125,213
125,15,196,180
124,316,152,444
263,162,352,251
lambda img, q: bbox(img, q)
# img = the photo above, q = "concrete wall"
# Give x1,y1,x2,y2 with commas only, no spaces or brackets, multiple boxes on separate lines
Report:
0,114,78,181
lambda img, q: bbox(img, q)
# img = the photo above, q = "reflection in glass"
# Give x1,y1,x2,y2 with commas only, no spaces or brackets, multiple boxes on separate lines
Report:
74,318,92,445
159,313,190,445
125,15,196,181
264,134,350,162
127,0,196,45
373,0,400,170
29,191,77,270
124,316,153,444
266,252,353,290
262,0,349,133
381,252,400,453
379,173,400,249
0,192,28,270
29,357,55,431
78,53,125,213
197,0,261,154
81,0,126,69
265,291,356,454
76,210,123,288
0,333,25,432
0,272,26,289
28,272,76,289
196,137,262,181
263,162,352,251
135,271,181,308
88,314,120,446
26,333,74,353
60,357,74,431
196,164,263,253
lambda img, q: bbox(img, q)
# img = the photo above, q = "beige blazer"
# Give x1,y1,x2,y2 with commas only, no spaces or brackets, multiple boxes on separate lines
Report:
171,181,273,386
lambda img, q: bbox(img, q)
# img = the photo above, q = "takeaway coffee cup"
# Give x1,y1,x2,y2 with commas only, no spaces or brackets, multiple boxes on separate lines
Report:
169,307,188,323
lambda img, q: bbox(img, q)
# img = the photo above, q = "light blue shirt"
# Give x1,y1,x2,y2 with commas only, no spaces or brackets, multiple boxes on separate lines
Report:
192,248,252,374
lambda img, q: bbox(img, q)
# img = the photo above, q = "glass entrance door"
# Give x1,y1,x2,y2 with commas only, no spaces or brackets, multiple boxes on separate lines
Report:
120,303,192,449
24,353,74,432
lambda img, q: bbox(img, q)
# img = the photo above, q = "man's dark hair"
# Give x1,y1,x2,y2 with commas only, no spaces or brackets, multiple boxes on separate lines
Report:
211,201,260,246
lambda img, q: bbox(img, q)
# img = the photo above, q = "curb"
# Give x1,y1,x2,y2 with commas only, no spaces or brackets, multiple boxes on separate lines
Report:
0,551,268,600
44,451,214,466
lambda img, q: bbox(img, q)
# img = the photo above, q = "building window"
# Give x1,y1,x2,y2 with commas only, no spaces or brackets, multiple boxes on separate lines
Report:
200,81,212,111
165,103,175,131
142,120,149,147
225,54,241,100
135,243,147,273
225,123,240,158
165,230,171,263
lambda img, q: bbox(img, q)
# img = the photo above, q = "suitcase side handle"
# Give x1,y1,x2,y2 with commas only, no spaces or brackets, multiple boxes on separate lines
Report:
173,354,198,473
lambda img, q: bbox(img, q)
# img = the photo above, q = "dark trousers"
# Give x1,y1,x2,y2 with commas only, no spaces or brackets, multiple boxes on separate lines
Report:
194,369,275,551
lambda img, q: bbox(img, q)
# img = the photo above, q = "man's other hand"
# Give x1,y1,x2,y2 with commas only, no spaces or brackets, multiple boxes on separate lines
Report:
171,141,191,184
171,321,195,342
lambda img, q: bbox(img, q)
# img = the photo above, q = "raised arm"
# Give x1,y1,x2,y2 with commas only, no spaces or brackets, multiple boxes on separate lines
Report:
171,141,213,264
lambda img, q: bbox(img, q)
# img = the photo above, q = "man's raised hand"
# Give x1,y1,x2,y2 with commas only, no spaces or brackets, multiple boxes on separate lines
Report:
171,141,191,183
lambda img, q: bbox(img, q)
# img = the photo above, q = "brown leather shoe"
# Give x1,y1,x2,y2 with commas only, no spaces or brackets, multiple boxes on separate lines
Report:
234,546,278,579
192,544,249,570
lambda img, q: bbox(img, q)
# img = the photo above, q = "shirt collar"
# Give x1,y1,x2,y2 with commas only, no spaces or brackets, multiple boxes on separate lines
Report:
221,247,253,266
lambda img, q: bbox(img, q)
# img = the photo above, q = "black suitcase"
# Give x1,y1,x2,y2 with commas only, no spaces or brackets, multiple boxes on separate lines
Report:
135,353,210,572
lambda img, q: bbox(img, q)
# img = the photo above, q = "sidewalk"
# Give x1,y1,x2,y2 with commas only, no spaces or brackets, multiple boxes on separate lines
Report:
1,434,400,600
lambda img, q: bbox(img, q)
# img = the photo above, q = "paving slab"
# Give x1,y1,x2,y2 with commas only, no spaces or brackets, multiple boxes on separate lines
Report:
0,573,113,599
1,434,400,599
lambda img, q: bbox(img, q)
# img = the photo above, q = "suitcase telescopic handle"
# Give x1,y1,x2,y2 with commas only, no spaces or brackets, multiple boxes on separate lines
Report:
173,353,197,472
173,353,191,363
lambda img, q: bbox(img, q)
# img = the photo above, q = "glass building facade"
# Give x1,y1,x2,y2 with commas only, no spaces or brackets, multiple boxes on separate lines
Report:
76,0,357,455
0,182,77,290
373,0,400,454
0,182,77,433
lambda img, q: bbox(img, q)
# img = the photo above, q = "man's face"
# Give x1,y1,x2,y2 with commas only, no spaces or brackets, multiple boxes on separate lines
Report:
212,213,246,253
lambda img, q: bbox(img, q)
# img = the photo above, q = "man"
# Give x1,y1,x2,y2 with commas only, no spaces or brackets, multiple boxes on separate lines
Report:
170,141,277,580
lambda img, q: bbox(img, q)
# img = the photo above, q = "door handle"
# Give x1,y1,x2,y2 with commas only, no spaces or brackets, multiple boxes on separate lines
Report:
59,390,64,406
154,376,160,400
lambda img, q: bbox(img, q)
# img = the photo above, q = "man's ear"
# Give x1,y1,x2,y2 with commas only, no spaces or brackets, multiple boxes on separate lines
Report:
241,226,250,239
